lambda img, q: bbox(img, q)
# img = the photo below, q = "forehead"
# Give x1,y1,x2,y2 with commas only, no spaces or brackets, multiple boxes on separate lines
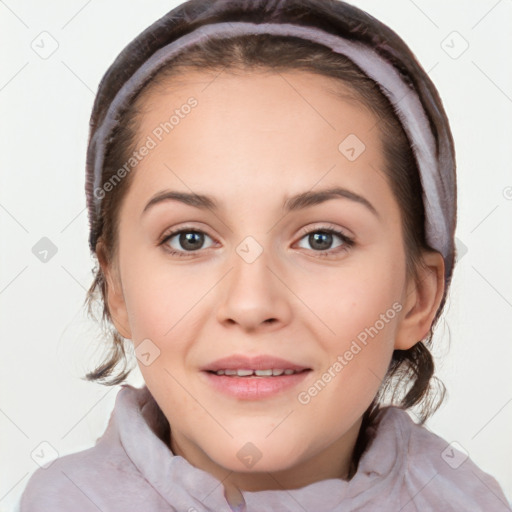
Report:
137,68,372,127
123,69,391,216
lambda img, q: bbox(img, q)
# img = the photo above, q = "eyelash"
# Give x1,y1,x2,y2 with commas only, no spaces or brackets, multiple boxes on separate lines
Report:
158,224,355,259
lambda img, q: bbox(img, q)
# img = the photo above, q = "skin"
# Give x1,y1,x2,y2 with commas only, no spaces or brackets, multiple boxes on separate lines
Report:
98,70,444,496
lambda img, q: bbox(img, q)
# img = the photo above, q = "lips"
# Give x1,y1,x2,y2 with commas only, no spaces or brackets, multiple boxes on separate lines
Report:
200,355,312,400
214,368,304,377
200,354,311,373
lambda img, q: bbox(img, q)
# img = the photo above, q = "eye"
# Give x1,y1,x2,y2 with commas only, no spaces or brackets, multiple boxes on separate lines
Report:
159,226,216,257
158,224,354,259
296,225,354,257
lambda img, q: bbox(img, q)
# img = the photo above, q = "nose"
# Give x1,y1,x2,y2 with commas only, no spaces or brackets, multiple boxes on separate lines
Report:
216,239,292,333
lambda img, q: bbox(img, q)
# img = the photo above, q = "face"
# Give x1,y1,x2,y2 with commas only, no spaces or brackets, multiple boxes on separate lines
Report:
102,69,441,490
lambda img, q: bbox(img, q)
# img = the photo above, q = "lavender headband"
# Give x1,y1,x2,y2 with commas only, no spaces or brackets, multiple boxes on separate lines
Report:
89,21,455,280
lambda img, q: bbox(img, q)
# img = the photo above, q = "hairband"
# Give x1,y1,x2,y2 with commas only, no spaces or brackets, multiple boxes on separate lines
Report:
87,21,456,282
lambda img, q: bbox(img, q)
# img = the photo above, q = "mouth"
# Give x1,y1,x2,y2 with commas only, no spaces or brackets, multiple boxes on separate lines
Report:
200,368,313,401
200,354,311,373
206,368,309,377
200,355,312,399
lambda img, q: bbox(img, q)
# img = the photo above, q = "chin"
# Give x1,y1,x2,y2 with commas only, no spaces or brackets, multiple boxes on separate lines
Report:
205,439,304,474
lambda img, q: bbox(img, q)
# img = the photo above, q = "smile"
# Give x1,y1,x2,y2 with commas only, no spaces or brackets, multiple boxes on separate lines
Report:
201,369,312,400
210,368,305,377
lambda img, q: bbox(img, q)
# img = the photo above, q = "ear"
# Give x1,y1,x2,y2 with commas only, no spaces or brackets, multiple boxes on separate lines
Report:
394,251,445,350
96,241,132,340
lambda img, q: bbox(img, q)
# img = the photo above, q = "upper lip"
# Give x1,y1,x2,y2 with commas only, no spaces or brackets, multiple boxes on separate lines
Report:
201,354,311,372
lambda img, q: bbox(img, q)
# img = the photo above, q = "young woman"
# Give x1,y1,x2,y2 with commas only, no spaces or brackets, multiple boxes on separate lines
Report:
20,0,511,510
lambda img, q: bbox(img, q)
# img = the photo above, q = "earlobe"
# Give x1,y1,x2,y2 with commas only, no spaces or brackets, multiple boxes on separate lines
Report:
96,243,132,340
394,251,445,350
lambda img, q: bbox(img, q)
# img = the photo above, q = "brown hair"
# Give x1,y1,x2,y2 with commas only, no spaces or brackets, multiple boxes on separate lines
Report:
83,0,456,464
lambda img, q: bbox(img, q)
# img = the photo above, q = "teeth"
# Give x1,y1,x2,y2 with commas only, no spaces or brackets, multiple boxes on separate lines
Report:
237,369,254,377
255,369,273,376
214,368,302,377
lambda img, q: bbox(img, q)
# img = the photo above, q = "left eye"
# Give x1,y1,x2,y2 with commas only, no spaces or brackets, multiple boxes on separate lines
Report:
296,228,353,254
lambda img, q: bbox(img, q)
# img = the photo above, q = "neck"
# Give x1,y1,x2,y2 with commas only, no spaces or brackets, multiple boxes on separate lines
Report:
169,414,363,494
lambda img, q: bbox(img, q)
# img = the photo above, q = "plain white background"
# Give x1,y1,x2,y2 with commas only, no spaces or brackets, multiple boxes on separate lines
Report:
1,0,511,510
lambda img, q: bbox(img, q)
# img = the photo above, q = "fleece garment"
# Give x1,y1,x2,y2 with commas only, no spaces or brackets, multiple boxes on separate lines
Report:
19,384,511,511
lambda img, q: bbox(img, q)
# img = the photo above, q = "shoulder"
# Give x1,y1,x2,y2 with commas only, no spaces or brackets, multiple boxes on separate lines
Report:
19,437,147,511
379,407,511,511
19,385,168,512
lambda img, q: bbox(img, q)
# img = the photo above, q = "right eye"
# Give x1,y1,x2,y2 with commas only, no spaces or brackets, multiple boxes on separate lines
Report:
159,227,216,257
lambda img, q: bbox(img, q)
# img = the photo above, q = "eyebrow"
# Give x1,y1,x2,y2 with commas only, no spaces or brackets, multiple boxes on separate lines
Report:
142,186,379,218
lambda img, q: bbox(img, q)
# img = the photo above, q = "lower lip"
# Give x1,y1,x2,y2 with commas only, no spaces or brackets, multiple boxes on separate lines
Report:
201,370,311,400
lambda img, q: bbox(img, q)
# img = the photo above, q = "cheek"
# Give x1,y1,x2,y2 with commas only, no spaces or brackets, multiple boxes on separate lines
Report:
296,252,405,348
291,252,404,402
294,280,401,430
119,247,207,341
